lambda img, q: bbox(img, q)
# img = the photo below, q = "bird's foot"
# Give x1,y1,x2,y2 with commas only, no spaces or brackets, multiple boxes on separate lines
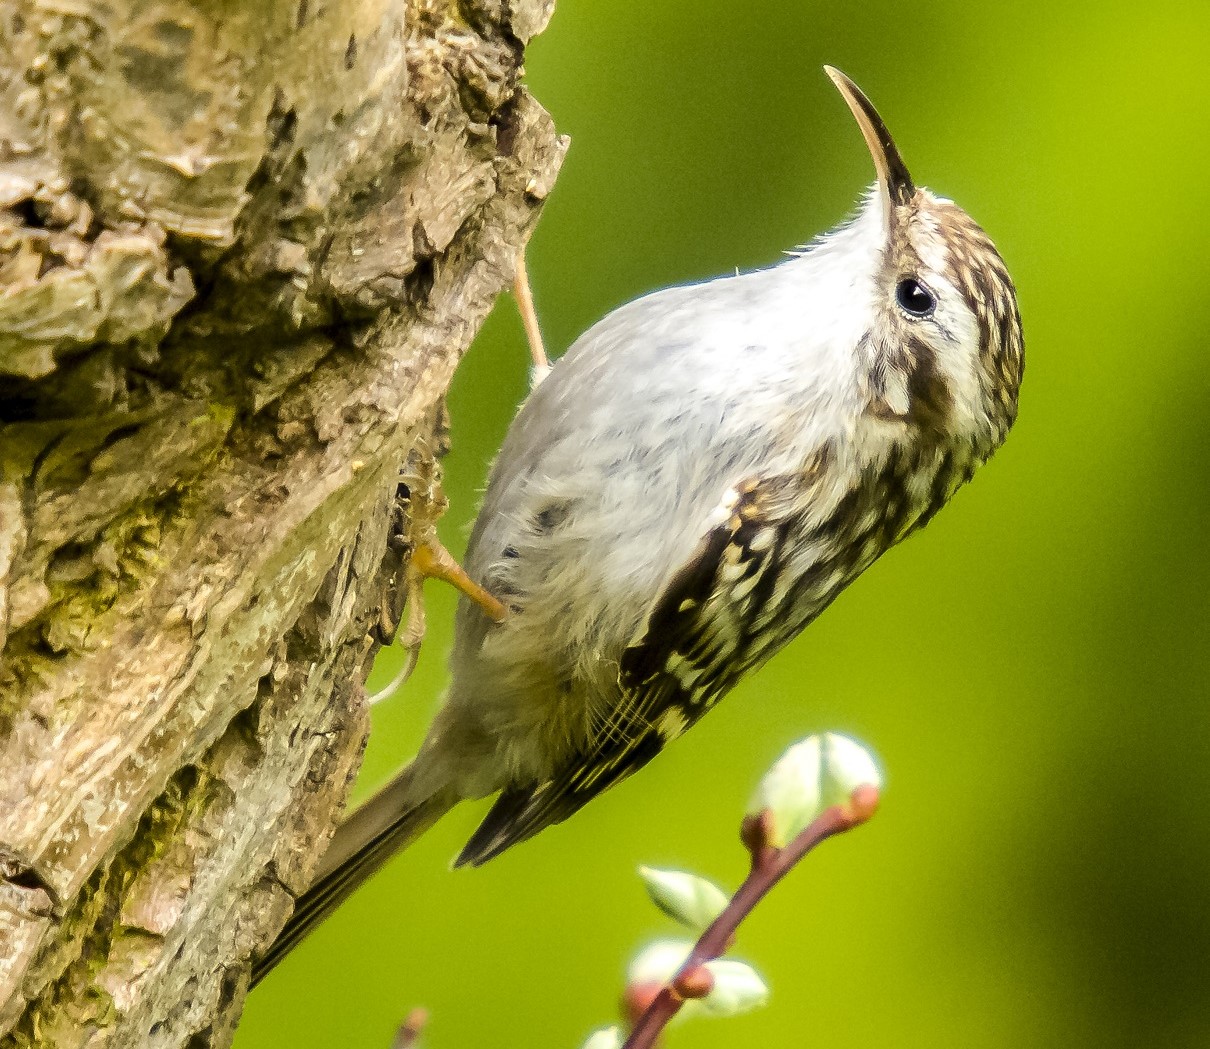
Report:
369,458,507,705
408,538,509,624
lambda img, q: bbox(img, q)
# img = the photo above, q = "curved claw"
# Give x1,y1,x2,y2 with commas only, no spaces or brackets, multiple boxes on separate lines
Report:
368,565,427,705
368,535,505,707
367,642,421,705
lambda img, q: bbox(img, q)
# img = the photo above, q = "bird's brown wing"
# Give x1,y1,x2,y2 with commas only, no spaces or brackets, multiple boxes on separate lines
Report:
456,475,803,867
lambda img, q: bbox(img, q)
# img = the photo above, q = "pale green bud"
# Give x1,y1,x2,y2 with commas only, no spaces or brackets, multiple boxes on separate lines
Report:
638,866,729,931
698,959,770,1017
579,1025,624,1049
748,732,881,847
627,939,694,988
626,941,769,1025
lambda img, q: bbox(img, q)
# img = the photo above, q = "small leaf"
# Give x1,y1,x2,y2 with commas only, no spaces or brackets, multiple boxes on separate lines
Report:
748,733,881,847
627,939,695,988
747,736,825,848
579,1025,624,1049
819,732,882,811
638,866,730,930
699,959,769,1017
626,942,768,1025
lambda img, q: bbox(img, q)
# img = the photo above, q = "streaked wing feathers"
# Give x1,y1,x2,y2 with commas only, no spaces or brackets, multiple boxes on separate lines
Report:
456,476,798,867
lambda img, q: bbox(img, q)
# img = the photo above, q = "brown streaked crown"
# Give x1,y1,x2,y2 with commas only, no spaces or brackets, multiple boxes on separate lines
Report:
829,66,1023,455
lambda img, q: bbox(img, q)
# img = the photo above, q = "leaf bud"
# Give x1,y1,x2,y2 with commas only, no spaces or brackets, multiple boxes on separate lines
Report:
747,732,881,847
579,1026,624,1049
637,866,729,931
698,959,770,1017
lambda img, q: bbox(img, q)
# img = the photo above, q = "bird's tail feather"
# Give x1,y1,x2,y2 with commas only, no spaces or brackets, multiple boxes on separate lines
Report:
252,769,457,986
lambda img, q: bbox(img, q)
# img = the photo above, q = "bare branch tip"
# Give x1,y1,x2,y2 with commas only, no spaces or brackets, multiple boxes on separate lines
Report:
847,783,881,826
740,809,775,862
672,964,715,1001
622,981,665,1027
392,1006,429,1049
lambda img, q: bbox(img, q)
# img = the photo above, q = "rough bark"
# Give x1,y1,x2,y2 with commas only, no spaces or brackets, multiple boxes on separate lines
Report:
0,1,564,1045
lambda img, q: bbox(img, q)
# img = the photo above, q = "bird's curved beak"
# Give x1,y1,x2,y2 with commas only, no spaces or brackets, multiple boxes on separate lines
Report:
824,66,915,208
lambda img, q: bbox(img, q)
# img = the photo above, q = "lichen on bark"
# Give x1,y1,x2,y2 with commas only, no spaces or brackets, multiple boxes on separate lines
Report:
0,0,565,1044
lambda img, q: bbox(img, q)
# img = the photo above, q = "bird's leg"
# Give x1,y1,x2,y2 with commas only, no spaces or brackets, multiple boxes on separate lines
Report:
369,461,507,705
410,535,509,623
513,248,551,388
369,250,536,702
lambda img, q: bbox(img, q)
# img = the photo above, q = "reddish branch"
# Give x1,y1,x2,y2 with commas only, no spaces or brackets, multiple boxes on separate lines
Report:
392,1007,429,1048
621,785,881,1049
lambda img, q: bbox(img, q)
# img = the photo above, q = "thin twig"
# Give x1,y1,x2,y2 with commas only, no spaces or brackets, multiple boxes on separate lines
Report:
621,785,880,1049
392,1007,429,1048
512,249,550,376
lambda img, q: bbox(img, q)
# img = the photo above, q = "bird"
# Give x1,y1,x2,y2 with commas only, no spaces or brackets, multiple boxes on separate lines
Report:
253,66,1024,982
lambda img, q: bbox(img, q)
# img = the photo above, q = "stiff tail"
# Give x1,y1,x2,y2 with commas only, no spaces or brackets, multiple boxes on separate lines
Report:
252,769,457,986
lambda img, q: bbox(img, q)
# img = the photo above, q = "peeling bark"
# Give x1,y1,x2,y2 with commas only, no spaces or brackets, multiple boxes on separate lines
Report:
0,0,564,1044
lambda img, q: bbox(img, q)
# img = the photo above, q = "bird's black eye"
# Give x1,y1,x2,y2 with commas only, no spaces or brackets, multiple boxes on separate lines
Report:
896,278,936,317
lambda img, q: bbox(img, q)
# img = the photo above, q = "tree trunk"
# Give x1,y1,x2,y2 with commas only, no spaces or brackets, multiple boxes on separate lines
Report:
0,1,564,1045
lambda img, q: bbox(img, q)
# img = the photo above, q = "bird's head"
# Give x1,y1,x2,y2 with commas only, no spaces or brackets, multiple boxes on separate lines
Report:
826,67,1024,458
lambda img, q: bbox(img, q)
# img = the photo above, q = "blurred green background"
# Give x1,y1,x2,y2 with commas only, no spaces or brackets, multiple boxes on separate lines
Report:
239,1,1210,1046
